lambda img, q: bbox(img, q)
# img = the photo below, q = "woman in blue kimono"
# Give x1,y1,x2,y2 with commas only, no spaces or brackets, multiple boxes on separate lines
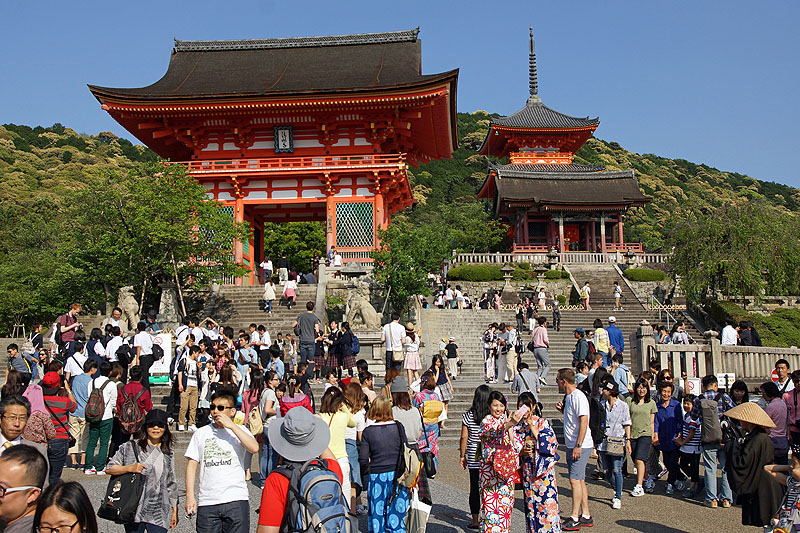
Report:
516,392,561,533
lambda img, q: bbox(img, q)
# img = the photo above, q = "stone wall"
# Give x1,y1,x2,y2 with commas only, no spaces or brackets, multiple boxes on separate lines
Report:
628,280,675,303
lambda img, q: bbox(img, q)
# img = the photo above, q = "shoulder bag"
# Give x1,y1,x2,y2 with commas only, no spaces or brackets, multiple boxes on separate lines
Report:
390,325,404,363
417,408,436,478
97,443,146,524
44,401,76,448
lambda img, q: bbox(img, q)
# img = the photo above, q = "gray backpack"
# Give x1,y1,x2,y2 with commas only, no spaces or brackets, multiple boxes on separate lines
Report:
699,393,723,444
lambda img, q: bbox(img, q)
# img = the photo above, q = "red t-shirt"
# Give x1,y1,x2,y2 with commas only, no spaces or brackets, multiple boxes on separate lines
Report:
257,459,342,527
43,395,77,440
116,382,153,414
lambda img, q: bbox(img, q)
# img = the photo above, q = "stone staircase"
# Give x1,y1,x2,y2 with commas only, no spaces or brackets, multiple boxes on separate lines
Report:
207,284,319,336
565,264,641,310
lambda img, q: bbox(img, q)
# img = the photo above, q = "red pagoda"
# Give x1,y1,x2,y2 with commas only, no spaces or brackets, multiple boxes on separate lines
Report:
477,29,649,255
89,29,458,284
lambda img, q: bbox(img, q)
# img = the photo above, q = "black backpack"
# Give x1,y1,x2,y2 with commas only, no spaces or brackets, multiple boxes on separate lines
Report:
119,387,146,434
151,344,164,361
275,459,356,533
116,344,133,366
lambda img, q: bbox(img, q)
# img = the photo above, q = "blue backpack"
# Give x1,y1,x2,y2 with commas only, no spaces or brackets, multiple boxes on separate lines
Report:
276,459,355,533
351,335,360,355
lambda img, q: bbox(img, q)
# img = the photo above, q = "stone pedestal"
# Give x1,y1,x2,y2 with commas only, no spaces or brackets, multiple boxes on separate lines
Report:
157,283,181,331
356,331,385,363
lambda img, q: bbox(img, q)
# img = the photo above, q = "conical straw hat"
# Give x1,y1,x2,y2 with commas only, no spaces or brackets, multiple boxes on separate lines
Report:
724,402,775,428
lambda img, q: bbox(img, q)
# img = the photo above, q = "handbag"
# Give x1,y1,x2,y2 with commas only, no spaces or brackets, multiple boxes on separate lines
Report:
418,408,437,478
97,443,145,524
44,402,76,448
405,488,432,533
394,422,422,488
492,444,519,480
604,435,626,456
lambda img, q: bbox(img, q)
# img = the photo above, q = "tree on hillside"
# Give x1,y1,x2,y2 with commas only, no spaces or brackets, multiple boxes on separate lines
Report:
666,200,800,301
68,163,250,310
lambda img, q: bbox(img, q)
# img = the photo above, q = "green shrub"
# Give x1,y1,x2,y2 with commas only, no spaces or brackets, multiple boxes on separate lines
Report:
447,264,502,281
557,295,567,305
544,269,571,280
517,262,531,270
623,268,667,282
511,269,533,281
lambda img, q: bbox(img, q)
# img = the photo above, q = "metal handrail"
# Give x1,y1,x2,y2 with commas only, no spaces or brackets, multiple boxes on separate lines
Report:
649,296,695,343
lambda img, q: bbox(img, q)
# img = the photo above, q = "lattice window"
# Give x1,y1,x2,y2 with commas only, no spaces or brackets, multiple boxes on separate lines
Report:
336,202,373,248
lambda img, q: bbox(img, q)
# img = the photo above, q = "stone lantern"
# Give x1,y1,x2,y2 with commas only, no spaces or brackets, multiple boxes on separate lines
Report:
500,263,517,304
547,246,560,270
625,248,636,266
534,264,548,286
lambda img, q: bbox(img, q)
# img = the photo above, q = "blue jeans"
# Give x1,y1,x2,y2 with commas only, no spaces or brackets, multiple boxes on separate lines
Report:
599,351,611,368
47,438,69,485
196,500,249,533
299,342,315,365
259,426,278,486
701,444,732,503
601,452,624,499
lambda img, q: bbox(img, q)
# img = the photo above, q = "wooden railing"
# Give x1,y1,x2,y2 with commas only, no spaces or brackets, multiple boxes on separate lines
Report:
605,242,644,253
512,244,550,253
455,251,669,266
178,154,403,175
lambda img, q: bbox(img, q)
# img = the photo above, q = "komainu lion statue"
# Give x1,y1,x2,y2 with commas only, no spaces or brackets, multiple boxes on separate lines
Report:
117,286,140,332
345,283,382,330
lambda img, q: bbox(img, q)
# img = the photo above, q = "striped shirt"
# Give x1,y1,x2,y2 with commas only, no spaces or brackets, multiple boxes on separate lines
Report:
680,412,701,453
462,410,482,469
43,395,76,440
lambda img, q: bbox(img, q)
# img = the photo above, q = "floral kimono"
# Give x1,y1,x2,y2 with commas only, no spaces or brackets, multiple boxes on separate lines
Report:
479,413,517,533
413,388,442,466
516,416,561,533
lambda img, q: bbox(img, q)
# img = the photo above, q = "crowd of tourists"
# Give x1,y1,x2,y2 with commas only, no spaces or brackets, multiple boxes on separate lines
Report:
3,295,798,533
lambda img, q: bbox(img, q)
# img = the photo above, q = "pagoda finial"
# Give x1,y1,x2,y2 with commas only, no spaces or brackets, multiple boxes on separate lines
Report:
527,26,542,106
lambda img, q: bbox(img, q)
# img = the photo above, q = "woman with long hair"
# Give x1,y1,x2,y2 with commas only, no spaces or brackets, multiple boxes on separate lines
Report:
34,481,98,533
460,384,491,529
479,390,522,533
598,376,631,511
403,323,422,386
730,379,750,406
258,370,280,486
379,368,401,400
626,377,657,497
106,409,178,532
339,322,356,378
430,354,454,427
318,387,356,505
1,369,25,399
516,391,561,532
343,382,367,514
241,366,266,481
414,372,443,470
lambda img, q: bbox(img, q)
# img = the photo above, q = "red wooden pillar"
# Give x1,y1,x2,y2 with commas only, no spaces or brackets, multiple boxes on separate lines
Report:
618,214,624,246
326,194,336,251
522,212,529,245
600,215,607,253
234,195,244,286
590,220,596,252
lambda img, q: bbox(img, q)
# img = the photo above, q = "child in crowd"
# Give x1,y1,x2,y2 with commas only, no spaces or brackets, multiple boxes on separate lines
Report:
675,393,701,498
324,370,338,391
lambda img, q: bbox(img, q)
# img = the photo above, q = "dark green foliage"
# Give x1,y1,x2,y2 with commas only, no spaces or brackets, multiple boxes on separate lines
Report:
557,295,567,305
446,265,502,281
624,268,667,282
545,269,571,280
707,301,800,348
61,150,72,163
262,222,325,273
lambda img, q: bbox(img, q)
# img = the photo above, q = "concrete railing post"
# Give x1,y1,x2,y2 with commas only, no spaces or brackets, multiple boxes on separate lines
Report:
704,330,721,376
633,320,653,376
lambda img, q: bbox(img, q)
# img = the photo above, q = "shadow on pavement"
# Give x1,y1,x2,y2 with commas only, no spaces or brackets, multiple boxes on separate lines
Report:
615,520,689,533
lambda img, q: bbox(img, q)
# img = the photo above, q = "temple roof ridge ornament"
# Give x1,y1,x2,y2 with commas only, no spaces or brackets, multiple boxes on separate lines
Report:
174,28,420,52
526,26,542,106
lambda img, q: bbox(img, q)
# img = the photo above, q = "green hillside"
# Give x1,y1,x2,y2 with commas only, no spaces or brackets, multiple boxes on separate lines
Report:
1,117,798,328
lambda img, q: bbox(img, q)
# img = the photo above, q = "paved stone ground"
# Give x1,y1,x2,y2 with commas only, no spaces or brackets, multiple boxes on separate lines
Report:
62,443,749,532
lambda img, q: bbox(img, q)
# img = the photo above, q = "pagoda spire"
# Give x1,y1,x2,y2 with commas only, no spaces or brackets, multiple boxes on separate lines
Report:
527,26,542,106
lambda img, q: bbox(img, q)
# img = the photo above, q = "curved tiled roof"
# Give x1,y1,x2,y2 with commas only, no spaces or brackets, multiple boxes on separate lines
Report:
495,163,606,174
492,102,599,129
174,28,420,52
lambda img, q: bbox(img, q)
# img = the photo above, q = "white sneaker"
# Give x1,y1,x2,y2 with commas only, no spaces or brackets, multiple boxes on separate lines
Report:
612,498,622,509
178,425,185,431
95,470,106,476
666,483,674,495
631,484,645,497
188,425,198,432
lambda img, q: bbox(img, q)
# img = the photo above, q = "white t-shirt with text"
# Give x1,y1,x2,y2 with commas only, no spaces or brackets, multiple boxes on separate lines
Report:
184,424,253,506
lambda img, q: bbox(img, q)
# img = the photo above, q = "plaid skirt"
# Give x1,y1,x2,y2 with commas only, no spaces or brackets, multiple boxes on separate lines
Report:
341,353,356,370
324,351,340,369
314,351,327,367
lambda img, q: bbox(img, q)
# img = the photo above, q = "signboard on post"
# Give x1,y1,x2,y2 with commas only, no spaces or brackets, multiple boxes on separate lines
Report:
686,378,702,396
717,372,736,391
149,333,172,382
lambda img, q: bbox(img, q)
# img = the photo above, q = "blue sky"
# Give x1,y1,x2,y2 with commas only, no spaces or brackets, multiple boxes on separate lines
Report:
2,1,798,187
